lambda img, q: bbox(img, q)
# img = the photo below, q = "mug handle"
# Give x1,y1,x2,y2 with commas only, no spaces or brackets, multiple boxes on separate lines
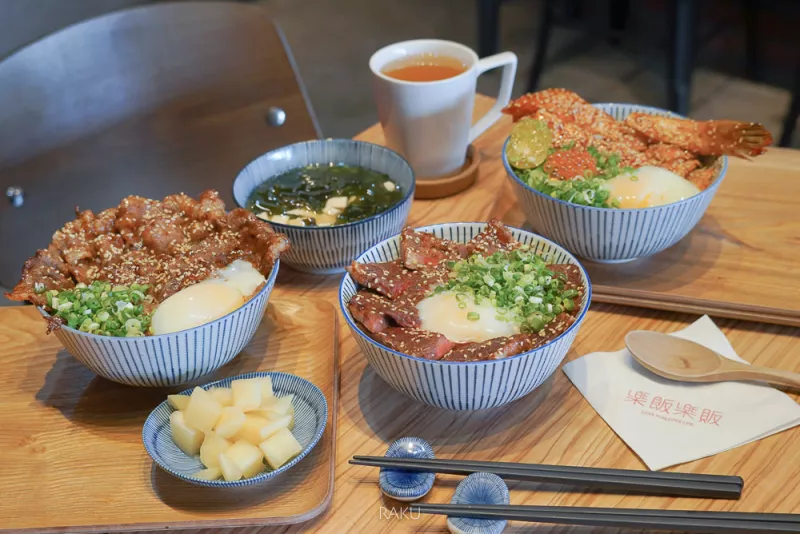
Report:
468,51,518,144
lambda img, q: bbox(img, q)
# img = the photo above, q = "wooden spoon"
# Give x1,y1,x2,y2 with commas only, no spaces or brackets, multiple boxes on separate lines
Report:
625,331,800,388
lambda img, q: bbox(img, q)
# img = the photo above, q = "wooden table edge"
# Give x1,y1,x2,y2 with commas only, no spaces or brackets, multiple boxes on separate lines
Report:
0,300,341,533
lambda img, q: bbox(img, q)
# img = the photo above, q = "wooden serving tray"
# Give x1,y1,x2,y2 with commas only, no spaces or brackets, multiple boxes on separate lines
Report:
580,149,800,327
0,297,339,533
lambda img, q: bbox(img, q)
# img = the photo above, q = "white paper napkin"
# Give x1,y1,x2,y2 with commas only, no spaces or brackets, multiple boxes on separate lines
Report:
562,315,800,470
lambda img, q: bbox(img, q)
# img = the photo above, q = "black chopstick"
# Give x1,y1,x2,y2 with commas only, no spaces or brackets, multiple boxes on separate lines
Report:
350,456,742,499
411,504,800,533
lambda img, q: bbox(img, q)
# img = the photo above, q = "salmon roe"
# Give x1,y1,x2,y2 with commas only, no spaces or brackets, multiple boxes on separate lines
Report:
543,148,599,180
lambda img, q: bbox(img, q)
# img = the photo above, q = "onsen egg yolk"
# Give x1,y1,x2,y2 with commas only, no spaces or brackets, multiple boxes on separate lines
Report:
151,282,244,335
209,259,266,298
603,165,701,209
416,292,519,343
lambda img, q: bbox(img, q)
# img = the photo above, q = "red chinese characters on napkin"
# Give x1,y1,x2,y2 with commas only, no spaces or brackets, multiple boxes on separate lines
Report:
562,316,800,470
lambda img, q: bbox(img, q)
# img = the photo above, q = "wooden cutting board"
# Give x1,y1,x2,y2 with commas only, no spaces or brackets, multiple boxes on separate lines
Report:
0,297,339,533
578,148,800,327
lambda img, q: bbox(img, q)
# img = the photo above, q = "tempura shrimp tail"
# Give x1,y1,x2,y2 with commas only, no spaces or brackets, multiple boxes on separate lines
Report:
623,113,773,158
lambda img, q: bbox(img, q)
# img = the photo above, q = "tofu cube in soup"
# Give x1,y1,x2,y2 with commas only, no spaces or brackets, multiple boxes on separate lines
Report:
184,387,223,432
200,432,231,469
209,387,233,407
193,467,222,481
167,394,190,411
218,451,244,482
232,379,262,411
215,406,246,439
226,440,265,478
169,411,204,456
324,196,348,212
260,427,303,470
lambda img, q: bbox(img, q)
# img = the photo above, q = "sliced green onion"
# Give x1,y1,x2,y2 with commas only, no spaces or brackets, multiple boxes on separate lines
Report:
46,281,152,337
436,249,578,334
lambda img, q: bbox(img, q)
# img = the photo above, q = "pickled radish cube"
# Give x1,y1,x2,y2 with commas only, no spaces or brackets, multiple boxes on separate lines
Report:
231,379,262,411
193,467,221,481
218,451,243,482
184,387,223,432
167,394,190,411
287,405,295,431
261,395,293,418
215,406,246,439
209,387,233,407
258,415,292,441
258,377,274,402
234,415,270,444
170,411,204,456
259,427,302,470
226,440,265,478
200,432,231,469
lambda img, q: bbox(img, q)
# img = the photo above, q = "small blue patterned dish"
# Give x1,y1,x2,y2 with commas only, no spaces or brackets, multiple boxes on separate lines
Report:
142,371,327,488
447,473,510,534
233,139,415,274
379,437,436,502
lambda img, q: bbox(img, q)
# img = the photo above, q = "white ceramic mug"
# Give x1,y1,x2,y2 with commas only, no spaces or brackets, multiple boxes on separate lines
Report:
370,39,517,178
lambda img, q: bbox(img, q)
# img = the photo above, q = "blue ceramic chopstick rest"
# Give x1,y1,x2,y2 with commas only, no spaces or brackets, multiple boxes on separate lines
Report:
446,472,510,534
379,437,436,502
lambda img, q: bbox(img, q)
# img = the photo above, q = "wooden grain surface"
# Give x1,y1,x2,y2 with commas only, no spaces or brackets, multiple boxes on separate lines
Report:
149,96,798,534
0,298,339,533
582,148,800,327
4,96,799,534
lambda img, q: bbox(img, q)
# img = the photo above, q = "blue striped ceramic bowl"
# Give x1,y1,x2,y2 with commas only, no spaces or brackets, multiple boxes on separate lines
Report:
142,371,327,487
233,139,415,274
504,103,727,263
43,261,279,387
339,222,591,411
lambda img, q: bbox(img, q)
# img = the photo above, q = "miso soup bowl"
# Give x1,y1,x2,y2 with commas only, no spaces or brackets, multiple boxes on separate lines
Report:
233,139,415,274
504,103,728,263
42,261,279,387
339,222,591,411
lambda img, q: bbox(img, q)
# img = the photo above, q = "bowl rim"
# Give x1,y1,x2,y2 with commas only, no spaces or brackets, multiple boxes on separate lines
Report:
39,259,280,341
142,370,328,488
502,102,729,214
232,138,416,232
338,221,592,366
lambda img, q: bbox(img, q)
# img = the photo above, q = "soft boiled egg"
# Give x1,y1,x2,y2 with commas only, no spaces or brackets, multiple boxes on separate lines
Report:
602,165,701,209
208,259,266,297
151,260,266,335
416,292,519,343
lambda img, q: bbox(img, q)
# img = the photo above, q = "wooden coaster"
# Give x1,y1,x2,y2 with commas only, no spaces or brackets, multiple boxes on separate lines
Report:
414,145,481,199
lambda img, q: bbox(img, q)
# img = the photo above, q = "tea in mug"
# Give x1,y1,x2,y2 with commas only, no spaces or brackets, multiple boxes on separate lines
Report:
382,54,467,82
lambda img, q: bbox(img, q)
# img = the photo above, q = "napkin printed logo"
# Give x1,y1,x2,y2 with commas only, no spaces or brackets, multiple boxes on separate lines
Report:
699,408,724,426
624,390,649,406
625,390,723,427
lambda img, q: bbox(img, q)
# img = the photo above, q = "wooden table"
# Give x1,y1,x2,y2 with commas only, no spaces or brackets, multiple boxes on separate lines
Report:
142,97,799,532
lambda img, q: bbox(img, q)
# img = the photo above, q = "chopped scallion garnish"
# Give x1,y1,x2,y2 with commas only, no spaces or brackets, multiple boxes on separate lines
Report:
46,281,153,337
437,250,576,334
